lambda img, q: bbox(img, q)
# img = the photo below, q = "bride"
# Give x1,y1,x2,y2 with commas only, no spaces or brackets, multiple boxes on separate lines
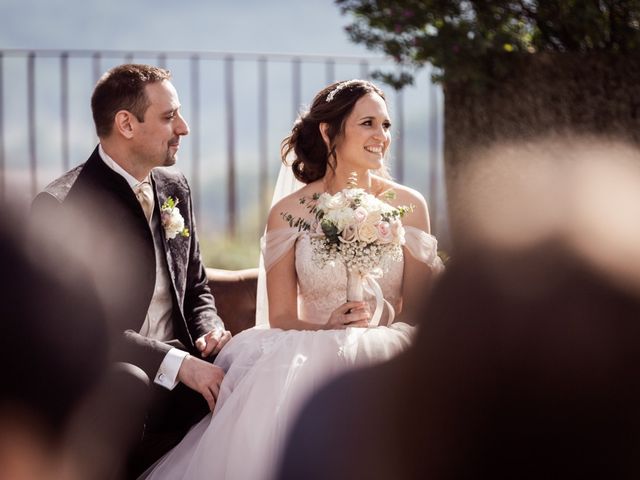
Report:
142,79,443,479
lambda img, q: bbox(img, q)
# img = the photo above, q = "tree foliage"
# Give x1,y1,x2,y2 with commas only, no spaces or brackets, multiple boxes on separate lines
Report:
336,0,640,88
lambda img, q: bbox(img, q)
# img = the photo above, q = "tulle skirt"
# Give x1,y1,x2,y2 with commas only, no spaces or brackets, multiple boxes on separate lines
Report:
143,323,414,480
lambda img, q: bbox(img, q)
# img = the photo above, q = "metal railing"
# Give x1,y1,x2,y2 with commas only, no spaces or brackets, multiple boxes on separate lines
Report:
0,48,445,239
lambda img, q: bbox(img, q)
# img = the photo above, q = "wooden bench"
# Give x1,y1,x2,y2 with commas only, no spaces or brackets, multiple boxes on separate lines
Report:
206,267,259,335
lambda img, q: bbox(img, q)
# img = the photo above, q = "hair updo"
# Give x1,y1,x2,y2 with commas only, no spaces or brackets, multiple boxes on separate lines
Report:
280,79,386,184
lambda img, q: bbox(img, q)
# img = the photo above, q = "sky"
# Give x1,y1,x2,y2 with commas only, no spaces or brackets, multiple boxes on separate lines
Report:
0,0,372,55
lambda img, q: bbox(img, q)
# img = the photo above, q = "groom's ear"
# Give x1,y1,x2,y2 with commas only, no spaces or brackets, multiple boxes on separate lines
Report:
114,110,135,140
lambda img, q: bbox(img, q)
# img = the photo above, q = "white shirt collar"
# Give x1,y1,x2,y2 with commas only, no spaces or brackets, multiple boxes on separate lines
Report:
98,144,150,189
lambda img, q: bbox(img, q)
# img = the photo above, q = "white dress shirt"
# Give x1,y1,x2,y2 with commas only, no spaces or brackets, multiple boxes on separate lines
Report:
99,144,187,390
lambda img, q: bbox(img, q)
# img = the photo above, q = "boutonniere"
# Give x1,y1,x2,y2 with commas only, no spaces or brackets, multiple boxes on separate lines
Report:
160,196,190,240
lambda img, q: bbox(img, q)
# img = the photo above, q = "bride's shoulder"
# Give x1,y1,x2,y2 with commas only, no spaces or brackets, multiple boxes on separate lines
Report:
267,180,323,231
374,176,430,233
377,177,426,206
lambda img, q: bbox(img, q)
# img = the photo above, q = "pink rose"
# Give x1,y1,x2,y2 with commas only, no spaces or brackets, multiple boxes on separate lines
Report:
376,221,393,244
353,206,368,224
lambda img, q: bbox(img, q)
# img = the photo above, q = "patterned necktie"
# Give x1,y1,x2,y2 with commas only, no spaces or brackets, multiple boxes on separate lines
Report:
135,180,154,222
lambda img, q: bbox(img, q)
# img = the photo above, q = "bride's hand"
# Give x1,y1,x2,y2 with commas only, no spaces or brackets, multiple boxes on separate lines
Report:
325,301,370,329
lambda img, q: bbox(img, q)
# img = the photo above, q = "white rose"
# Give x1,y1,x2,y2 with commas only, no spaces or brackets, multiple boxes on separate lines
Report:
324,191,349,210
315,193,332,212
343,187,365,202
358,223,379,244
379,202,395,215
331,207,355,232
358,192,381,211
163,209,185,239
339,223,358,242
364,211,382,226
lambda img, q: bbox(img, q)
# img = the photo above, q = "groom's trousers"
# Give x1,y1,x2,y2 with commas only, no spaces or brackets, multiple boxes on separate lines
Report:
126,361,211,479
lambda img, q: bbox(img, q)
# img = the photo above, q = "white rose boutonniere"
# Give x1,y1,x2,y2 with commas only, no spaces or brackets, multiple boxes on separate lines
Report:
160,196,190,240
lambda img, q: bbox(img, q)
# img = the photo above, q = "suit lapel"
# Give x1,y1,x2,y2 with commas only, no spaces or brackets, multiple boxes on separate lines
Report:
151,169,189,312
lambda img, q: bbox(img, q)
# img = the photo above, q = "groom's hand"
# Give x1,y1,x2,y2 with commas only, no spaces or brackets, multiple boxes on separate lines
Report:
196,329,232,357
177,355,225,411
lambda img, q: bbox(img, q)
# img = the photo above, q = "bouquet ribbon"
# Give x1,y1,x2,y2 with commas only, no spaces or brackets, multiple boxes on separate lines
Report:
362,270,395,327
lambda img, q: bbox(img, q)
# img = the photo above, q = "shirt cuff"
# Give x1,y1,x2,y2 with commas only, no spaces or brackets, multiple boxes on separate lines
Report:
154,348,189,390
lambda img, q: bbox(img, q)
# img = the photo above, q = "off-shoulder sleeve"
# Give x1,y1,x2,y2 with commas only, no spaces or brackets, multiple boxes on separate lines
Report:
261,227,303,272
403,226,445,273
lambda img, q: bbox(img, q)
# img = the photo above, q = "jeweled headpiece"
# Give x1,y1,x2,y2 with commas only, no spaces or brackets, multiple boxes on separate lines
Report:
325,79,366,102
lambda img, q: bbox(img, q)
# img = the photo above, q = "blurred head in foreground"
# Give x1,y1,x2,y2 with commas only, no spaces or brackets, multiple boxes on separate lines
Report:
279,237,640,479
0,212,107,479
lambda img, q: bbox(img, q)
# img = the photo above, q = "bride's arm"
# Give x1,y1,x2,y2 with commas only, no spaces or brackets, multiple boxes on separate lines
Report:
265,197,370,331
392,186,438,325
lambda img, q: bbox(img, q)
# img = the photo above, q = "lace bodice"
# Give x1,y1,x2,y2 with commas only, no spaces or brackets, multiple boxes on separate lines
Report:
295,233,403,324
260,226,442,327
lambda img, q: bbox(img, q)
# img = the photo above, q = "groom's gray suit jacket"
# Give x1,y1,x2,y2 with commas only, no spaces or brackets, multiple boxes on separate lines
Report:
31,146,223,378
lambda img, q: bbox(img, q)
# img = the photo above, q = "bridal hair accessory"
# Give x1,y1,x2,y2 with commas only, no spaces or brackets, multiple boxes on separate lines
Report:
325,79,364,102
160,196,190,240
281,172,413,326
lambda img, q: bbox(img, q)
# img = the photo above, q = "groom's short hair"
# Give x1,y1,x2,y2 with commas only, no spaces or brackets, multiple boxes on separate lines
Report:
91,63,171,138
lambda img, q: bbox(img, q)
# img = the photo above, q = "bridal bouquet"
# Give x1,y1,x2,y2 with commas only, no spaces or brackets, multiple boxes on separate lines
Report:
282,178,413,275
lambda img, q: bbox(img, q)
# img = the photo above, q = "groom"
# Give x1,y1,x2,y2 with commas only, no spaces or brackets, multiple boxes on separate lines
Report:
31,64,231,476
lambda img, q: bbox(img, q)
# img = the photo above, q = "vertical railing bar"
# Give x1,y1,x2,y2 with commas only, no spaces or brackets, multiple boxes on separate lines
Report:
0,52,4,201
292,57,301,122
157,53,167,69
27,52,37,198
395,87,404,183
60,52,70,172
190,55,201,227
325,59,335,85
360,60,369,79
92,53,102,149
258,56,268,231
92,52,102,83
225,56,236,238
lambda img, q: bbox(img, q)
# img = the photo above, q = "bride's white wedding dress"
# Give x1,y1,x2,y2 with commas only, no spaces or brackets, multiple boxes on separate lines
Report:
143,226,441,480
